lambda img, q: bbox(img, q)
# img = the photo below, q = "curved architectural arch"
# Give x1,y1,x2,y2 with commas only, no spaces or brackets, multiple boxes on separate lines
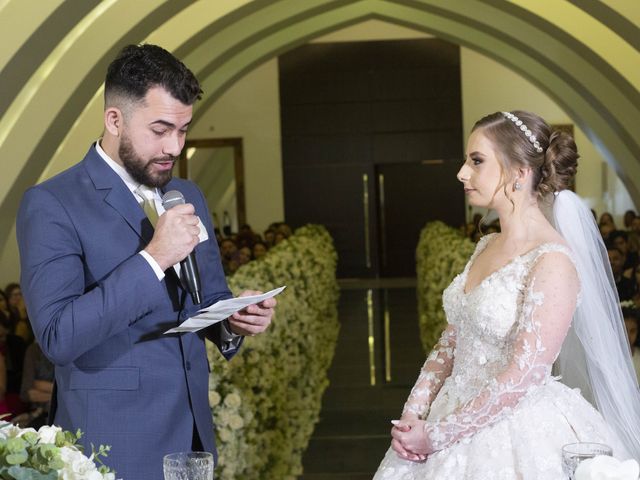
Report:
1,0,639,255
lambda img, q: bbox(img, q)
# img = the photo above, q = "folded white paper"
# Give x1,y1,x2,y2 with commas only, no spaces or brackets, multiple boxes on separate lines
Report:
164,286,286,334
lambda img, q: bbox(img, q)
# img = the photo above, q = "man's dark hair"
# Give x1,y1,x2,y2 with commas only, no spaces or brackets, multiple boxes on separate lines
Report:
105,44,202,106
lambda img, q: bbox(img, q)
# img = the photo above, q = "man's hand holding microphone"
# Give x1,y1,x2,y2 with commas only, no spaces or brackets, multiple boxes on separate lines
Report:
144,190,274,335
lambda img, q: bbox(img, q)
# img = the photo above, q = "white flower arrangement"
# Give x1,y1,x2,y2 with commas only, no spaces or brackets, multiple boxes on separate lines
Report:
207,225,340,479
416,221,475,352
0,421,115,480
574,455,639,480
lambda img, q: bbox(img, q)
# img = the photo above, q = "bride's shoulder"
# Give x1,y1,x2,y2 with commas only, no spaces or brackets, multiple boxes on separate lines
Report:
475,232,499,251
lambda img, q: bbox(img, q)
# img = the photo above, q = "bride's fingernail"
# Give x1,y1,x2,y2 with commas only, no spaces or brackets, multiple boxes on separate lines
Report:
390,420,400,425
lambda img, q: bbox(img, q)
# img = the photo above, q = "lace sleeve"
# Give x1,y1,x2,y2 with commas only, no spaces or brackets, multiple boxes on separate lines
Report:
402,325,457,419
425,251,579,451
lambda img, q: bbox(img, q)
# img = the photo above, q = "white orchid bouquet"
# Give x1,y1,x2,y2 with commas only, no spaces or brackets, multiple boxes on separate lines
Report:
416,221,475,352
0,421,115,480
208,224,340,480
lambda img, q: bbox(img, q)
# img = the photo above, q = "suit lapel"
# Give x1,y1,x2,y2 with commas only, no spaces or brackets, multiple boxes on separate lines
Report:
83,146,154,245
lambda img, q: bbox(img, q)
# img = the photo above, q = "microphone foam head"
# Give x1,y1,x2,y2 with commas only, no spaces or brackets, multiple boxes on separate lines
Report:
162,190,185,210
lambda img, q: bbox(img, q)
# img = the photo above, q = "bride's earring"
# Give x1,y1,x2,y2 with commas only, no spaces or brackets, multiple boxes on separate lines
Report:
514,181,522,191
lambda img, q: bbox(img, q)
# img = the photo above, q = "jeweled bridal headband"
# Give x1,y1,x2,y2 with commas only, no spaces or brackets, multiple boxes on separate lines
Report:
502,111,544,153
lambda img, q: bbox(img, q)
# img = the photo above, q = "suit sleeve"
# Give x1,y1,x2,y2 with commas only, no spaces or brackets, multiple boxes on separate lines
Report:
17,187,167,366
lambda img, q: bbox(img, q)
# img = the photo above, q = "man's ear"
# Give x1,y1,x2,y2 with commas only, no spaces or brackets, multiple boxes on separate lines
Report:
104,106,123,137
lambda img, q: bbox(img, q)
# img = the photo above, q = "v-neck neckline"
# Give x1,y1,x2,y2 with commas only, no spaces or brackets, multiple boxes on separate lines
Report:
462,236,563,296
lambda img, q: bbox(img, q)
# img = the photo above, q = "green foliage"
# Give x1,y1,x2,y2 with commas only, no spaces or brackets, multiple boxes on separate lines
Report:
416,221,475,352
208,224,340,479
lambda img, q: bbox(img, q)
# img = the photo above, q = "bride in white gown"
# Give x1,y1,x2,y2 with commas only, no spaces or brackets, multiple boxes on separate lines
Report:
374,111,640,479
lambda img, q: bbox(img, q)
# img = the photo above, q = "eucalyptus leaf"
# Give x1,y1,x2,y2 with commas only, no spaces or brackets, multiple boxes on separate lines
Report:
6,451,28,465
7,465,57,480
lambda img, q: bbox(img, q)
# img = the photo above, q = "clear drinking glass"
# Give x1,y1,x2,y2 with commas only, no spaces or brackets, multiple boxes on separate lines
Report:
163,451,214,480
561,442,612,479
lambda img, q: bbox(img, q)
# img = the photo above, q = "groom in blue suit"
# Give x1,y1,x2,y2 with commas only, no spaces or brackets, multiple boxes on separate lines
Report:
16,44,275,480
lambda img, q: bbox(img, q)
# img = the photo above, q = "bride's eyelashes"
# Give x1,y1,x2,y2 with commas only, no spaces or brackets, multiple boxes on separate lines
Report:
470,155,483,166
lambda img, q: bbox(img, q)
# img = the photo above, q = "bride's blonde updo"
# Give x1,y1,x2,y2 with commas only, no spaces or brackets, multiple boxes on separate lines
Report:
472,110,579,197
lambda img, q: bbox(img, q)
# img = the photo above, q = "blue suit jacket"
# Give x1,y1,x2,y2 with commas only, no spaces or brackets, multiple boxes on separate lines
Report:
17,146,240,480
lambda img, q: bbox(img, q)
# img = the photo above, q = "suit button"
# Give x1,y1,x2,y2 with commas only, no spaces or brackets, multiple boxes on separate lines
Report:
180,312,188,320
186,361,191,371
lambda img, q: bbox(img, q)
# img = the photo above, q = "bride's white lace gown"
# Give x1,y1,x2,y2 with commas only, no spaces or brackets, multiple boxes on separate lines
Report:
374,234,622,479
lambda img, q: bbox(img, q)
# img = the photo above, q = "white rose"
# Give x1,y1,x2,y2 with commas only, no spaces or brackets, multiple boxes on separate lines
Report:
224,393,241,408
58,446,102,480
228,414,244,430
575,455,639,480
208,390,221,406
38,425,62,444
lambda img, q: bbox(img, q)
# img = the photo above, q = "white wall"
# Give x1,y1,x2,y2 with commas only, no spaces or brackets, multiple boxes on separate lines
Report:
189,59,284,235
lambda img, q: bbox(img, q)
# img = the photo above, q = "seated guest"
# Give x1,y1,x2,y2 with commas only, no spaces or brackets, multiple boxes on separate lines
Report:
599,211,617,241
609,230,639,271
276,222,293,239
624,210,637,231
4,283,33,344
252,241,268,260
622,305,640,385
632,265,640,309
0,291,18,332
236,224,258,249
235,246,252,267
16,342,54,428
0,316,26,416
263,228,276,248
219,239,239,276
608,246,635,300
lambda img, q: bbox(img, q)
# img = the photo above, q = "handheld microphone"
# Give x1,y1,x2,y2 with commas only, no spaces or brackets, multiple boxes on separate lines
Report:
162,190,202,305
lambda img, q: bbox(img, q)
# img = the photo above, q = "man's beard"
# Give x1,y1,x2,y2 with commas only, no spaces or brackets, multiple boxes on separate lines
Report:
119,132,176,188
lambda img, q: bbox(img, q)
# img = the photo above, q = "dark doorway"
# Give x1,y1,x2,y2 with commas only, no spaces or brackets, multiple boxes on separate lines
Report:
376,160,464,277
280,38,464,278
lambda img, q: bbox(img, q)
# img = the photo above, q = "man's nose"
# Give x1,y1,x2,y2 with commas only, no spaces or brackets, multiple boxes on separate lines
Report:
163,132,183,157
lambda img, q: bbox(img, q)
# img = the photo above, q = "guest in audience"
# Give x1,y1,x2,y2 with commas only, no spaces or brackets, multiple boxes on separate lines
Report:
17,342,54,428
4,283,33,344
274,231,287,246
220,239,237,258
276,222,293,239
0,290,18,331
236,224,258,249
236,246,252,267
252,241,268,260
632,265,640,309
624,210,637,231
608,245,635,300
0,355,8,416
632,216,640,235
622,305,640,385
609,230,639,271
599,212,616,240
263,228,276,248
0,315,26,415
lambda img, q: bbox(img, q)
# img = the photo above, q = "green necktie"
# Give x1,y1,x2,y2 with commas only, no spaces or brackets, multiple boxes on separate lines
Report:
135,185,159,227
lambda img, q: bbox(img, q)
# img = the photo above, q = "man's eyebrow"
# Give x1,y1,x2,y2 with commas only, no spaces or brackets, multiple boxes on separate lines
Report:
149,119,192,129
